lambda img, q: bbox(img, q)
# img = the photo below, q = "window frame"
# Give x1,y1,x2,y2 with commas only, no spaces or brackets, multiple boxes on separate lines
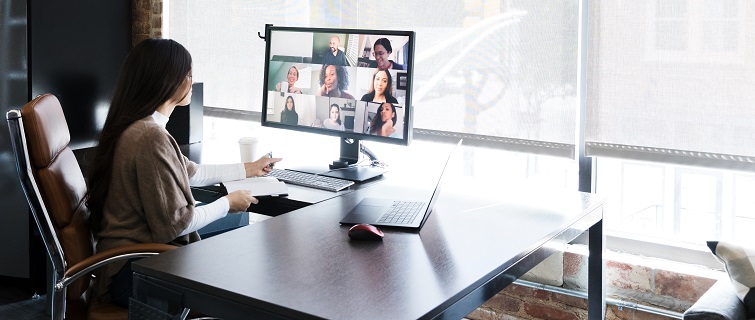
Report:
644,0,747,64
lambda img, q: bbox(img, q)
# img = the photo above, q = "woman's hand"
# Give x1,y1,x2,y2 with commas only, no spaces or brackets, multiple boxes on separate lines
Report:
226,190,257,212
244,155,283,177
380,120,394,136
319,84,329,96
275,82,282,91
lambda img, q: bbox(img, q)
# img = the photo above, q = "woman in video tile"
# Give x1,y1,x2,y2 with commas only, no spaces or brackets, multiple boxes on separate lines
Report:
323,103,345,130
281,95,299,125
317,64,354,99
360,69,398,104
275,65,302,94
369,102,398,138
367,38,404,70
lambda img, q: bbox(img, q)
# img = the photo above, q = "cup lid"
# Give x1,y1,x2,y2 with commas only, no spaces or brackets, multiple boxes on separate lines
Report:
238,137,259,143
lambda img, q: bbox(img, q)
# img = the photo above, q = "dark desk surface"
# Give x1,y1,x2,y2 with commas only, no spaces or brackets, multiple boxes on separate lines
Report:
133,165,604,319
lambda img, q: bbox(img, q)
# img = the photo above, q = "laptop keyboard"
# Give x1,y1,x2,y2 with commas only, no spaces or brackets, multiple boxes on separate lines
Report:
377,201,425,224
265,169,354,192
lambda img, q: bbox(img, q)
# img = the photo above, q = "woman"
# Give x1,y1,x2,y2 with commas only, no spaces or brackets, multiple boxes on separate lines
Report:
368,38,405,70
86,38,280,307
275,65,302,94
369,102,399,137
360,69,398,103
322,103,345,130
317,64,354,99
280,95,299,125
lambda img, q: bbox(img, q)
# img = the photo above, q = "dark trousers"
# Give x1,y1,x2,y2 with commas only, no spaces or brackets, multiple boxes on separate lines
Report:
109,207,248,307
110,258,138,308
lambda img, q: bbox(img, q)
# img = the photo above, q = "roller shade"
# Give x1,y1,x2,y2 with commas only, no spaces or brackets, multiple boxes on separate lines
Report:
585,0,755,171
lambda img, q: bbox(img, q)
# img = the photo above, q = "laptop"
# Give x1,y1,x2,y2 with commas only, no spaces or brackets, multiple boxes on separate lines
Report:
339,139,462,229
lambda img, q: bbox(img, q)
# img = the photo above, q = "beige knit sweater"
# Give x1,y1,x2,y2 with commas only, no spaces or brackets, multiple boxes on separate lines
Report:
95,116,201,300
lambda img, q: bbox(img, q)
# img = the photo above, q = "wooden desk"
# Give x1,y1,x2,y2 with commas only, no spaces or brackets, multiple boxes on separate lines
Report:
130,163,605,319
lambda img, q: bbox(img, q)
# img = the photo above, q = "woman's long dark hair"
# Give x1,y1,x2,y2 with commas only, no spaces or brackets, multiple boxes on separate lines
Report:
369,102,397,135
282,95,296,114
87,38,192,233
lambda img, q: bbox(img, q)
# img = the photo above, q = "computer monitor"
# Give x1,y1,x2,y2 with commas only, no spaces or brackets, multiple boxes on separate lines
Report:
261,25,415,181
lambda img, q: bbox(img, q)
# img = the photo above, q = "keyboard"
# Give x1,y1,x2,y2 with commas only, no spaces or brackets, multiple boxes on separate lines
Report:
376,201,425,225
265,169,354,192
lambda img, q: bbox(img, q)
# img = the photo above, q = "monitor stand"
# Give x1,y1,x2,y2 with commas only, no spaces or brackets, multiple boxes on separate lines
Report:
321,165,386,182
287,138,386,182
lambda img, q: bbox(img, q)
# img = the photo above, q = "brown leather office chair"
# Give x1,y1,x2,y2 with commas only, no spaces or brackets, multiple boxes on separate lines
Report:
6,94,175,320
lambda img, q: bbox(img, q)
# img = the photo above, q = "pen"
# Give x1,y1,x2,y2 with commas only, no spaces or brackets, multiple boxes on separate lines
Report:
268,152,274,169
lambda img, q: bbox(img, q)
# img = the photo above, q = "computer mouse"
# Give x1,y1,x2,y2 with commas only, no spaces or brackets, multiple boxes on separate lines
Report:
348,224,384,241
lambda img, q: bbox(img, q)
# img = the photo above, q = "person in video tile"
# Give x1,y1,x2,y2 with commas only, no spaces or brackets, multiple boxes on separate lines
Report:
323,103,345,131
320,35,348,66
317,64,354,99
360,69,398,104
281,95,299,125
275,65,302,94
369,102,398,138
367,38,404,70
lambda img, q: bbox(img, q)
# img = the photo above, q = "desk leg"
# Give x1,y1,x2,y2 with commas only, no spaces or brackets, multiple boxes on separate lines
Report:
588,218,606,320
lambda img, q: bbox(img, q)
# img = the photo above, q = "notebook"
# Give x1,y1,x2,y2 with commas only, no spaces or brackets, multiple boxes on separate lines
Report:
222,176,288,197
339,139,462,229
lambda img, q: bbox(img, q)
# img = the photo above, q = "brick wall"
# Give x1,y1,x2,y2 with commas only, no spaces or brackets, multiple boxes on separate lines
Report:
132,0,162,47
467,246,722,320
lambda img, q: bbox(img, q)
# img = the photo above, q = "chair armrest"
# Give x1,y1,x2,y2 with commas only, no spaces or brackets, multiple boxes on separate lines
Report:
58,243,176,290
683,280,748,320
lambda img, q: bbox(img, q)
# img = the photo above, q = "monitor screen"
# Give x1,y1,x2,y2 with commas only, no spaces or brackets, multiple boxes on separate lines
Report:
261,25,415,149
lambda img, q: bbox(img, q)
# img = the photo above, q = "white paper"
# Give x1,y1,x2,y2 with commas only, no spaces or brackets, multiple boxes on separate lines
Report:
223,177,288,196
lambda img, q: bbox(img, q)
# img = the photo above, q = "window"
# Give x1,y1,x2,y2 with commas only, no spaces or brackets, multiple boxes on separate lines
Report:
166,0,755,261
646,0,745,62
587,0,754,172
598,158,755,247
166,0,580,158
587,0,754,253
344,34,359,66
200,113,577,190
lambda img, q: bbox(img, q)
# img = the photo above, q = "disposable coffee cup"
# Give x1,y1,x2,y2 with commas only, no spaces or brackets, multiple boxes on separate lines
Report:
238,137,261,162
280,82,289,93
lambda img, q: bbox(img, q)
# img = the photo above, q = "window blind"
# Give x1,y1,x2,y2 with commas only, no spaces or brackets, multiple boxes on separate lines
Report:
345,34,358,66
585,0,755,171
167,0,580,158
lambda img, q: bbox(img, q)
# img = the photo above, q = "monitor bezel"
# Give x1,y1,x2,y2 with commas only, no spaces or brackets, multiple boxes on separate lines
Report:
260,25,415,147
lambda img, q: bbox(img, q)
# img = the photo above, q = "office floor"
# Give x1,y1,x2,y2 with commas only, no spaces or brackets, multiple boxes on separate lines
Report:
0,278,47,320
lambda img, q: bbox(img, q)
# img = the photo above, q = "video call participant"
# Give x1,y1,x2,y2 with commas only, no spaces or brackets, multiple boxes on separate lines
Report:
322,104,345,130
281,95,299,125
368,38,405,70
320,35,348,66
360,69,398,104
369,102,399,137
275,65,302,94
87,38,281,308
318,64,354,99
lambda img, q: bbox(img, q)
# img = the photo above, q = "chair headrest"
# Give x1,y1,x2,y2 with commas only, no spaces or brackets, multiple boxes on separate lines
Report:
21,94,71,169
